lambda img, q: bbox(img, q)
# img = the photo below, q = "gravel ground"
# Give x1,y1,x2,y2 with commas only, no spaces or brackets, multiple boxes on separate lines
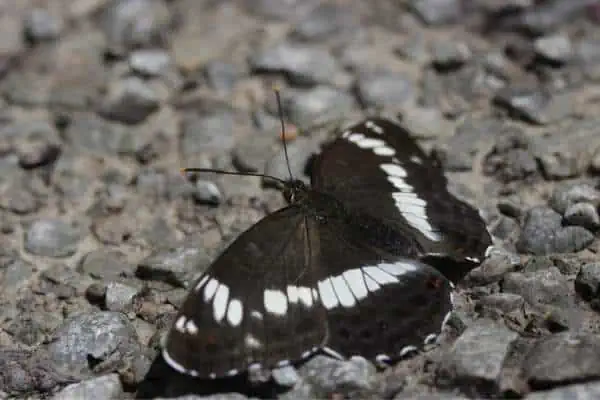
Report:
1,0,600,399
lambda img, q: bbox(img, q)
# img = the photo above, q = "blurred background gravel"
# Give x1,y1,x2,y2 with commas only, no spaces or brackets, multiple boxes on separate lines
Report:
1,0,600,399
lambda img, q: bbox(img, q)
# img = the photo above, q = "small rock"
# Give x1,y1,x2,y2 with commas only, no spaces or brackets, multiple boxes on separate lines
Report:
105,282,139,312
525,381,600,399
410,0,463,25
78,249,134,281
502,267,572,309
516,206,594,255
399,106,454,139
204,61,239,94
534,34,573,64
48,311,140,378
289,3,357,42
23,8,63,42
563,202,600,229
129,49,172,77
523,332,600,389
102,0,172,54
437,320,518,396
99,77,161,125
15,135,61,168
284,86,356,127
179,112,235,160
136,240,212,287
538,152,580,180
272,365,301,387
549,183,600,214
494,88,575,125
479,293,525,314
575,263,600,302
467,249,520,285
51,374,123,400
355,70,415,109
24,219,82,258
298,355,377,398
249,43,339,86
431,40,472,69
192,180,223,205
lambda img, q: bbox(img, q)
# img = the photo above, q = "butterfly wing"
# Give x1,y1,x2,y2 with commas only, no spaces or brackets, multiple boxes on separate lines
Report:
162,205,328,379
303,206,454,362
311,118,492,281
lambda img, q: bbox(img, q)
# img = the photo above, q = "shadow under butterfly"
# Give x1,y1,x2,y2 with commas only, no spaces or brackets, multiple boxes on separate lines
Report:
159,117,493,389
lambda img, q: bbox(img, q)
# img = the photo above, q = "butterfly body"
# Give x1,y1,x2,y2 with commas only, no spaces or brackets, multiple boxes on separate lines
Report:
162,118,492,379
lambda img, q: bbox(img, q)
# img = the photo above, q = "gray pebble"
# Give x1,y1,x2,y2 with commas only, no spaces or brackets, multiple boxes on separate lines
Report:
564,202,600,230
289,3,357,42
479,293,525,314
64,113,129,155
399,106,454,140
284,86,356,127
437,320,518,396
271,364,301,387
523,332,600,389
431,40,472,69
129,49,172,77
410,0,463,25
525,381,600,400
494,88,574,125
534,34,573,64
192,180,223,205
23,8,63,42
516,206,594,255
502,267,572,309
99,77,161,125
249,43,339,86
179,112,235,160
25,218,82,258
102,0,172,54
575,262,600,302
105,282,139,312
136,240,212,287
355,70,415,110
48,311,140,378
78,249,133,281
51,374,123,400
549,183,600,214
298,355,377,398
204,61,239,94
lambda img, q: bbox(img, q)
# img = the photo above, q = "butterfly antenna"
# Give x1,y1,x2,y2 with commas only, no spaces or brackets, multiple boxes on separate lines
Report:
180,168,287,187
274,87,294,182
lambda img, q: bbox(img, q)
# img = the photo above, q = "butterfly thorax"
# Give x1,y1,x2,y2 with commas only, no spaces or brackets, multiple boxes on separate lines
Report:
282,179,311,204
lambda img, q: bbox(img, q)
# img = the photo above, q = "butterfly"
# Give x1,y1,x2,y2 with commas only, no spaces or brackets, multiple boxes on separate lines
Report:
162,117,492,379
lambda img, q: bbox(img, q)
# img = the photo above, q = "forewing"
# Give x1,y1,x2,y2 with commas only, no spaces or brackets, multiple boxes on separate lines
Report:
162,205,327,379
311,118,492,273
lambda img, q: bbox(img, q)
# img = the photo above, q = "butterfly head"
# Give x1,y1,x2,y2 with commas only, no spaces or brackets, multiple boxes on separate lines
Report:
282,179,309,204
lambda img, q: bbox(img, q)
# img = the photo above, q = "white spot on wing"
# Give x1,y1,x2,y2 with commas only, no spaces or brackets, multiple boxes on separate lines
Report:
175,316,186,332
245,333,263,349
365,120,384,134
251,310,263,320
194,275,209,292
185,319,199,335
343,268,369,300
212,284,230,322
378,261,417,276
297,286,314,307
264,289,288,315
373,146,395,156
354,137,387,149
399,345,418,357
363,272,380,292
363,266,399,285
227,298,243,326
318,278,339,310
380,163,407,178
203,278,219,302
330,275,356,307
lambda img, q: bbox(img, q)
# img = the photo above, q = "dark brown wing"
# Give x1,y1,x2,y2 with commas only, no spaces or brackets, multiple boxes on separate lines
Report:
311,118,492,281
162,205,328,379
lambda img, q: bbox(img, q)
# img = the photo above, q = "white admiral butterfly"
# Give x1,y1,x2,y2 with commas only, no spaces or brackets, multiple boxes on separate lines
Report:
162,115,492,380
